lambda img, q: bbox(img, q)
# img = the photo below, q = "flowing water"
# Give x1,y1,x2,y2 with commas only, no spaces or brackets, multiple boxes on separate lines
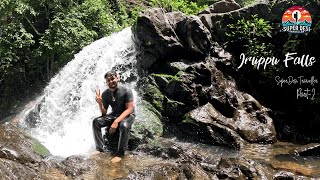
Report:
19,27,138,157
15,27,320,178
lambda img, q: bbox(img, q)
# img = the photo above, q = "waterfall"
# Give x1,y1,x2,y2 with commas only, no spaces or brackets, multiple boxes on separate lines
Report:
19,27,138,157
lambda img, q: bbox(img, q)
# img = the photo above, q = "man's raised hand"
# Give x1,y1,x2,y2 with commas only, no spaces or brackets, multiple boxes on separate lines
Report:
95,89,102,104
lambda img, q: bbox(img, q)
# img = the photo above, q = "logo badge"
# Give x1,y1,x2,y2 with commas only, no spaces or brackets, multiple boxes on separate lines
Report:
282,6,312,34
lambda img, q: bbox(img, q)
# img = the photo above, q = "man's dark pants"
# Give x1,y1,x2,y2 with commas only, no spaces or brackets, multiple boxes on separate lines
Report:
92,114,135,156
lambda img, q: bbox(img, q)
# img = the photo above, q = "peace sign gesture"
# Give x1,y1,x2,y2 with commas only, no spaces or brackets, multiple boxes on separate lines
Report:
95,89,103,105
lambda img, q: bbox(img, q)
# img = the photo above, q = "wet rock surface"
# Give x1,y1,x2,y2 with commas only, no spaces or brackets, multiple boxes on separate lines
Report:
137,60,276,148
58,155,95,178
198,0,241,15
0,123,46,164
134,2,277,150
0,122,318,179
0,158,40,179
1,0,320,179
292,143,320,157
134,0,320,144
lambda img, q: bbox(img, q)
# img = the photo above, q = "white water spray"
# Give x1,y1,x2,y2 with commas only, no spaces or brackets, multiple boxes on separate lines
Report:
20,28,138,157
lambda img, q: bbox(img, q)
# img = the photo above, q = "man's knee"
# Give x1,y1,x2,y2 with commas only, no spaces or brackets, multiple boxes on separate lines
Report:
119,121,129,131
93,117,101,128
120,116,135,130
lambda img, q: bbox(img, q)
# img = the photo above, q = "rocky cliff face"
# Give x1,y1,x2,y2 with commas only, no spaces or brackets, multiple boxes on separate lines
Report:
1,0,319,179
134,2,278,149
134,0,320,144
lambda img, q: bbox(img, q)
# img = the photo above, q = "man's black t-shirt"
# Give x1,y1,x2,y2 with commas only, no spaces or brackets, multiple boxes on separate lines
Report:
101,85,134,117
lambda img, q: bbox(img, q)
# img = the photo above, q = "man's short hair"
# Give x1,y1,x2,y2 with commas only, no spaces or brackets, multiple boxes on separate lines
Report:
104,70,117,79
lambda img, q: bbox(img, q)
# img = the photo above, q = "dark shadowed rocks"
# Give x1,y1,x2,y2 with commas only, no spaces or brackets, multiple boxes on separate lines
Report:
137,57,276,149
135,8,214,70
198,0,241,15
292,143,320,157
273,171,295,180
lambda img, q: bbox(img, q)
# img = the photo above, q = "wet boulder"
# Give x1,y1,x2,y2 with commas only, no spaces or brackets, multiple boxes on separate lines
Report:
122,163,185,179
129,100,164,150
138,59,276,148
138,72,198,120
138,76,165,112
182,103,245,149
273,170,310,180
134,8,214,71
216,157,266,179
271,161,315,177
182,100,276,149
0,123,50,164
198,2,270,43
273,171,295,180
134,8,186,70
198,0,241,15
58,155,94,178
175,15,213,56
0,158,40,179
292,143,320,157
180,163,214,180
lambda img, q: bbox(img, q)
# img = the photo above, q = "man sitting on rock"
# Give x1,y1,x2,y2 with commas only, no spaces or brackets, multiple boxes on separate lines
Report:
93,70,135,163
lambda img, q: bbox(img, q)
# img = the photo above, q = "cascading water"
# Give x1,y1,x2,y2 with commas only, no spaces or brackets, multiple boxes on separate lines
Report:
19,27,138,157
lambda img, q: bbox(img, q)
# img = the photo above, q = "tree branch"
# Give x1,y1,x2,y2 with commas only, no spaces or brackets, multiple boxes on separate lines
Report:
24,16,41,36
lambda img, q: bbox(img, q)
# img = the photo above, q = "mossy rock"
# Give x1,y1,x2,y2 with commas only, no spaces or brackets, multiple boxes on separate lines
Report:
32,141,51,157
0,123,51,163
129,100,164,149
139,77,165,111
23,132,51,158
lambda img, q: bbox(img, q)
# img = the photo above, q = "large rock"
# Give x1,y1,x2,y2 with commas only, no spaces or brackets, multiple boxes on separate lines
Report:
138,58,276,148
199,2,271,43
292,143,320,157
175,15,213,55
216,157,266,179
183,103,245,149
128,100,164,150
0,123,50,164
183,98,276,147
58,155,94,178
198,0,241,14
134,8,214,71
0,158,40,179
135,8,186,70
138,72,198,120
0,123,51,179
122,163,186,179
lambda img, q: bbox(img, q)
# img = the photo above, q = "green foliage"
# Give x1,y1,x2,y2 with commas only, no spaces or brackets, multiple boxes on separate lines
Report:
76,0,122,36
195,0,256,7
0,0,135,118
151,72,181,82
226,14,273,57
40,15,97,68
149,0,207,15
0,0,35,76
126,6,143,27
195,0,218,6
235,0,257,7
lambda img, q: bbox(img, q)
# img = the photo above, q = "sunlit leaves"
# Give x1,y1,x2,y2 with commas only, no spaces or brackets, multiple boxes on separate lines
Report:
226,14,273,57
149,0,207,15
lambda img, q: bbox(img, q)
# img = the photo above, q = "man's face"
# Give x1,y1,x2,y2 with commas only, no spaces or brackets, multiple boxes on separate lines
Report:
106,75,118,89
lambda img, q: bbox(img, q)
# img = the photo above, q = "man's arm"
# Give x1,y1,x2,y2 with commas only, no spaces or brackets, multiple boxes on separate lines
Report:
109,100,134,133
97,101,107,116
114,100,134,124
96,89,107,116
